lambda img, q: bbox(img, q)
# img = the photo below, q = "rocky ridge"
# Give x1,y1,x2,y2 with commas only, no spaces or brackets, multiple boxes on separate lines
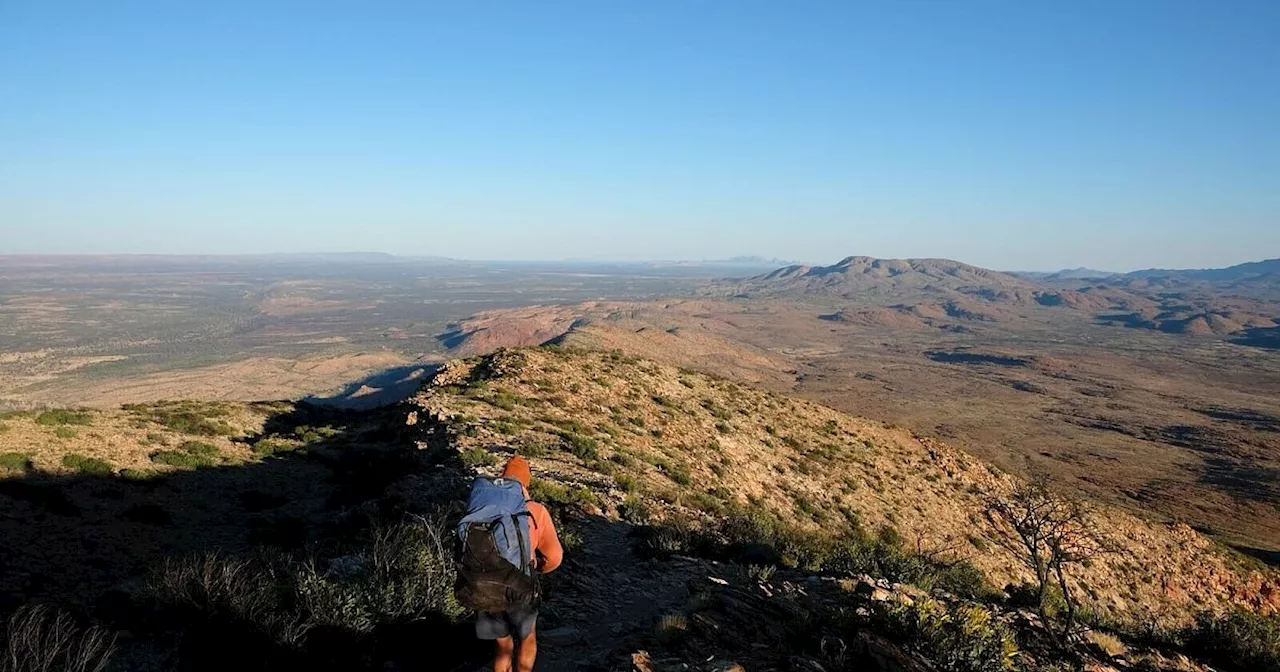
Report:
400,346,1279,671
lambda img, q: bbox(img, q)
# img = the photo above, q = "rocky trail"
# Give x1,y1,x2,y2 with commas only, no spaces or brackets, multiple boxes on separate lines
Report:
529,517,707,672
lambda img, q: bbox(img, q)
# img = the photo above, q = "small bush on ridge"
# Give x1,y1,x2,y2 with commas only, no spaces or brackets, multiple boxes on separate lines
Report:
0,452,34,473
35,410,93,426
62,454,112,476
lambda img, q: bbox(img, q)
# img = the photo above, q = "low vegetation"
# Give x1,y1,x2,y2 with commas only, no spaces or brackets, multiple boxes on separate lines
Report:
0,452,33,474
1189,609,1280,672
459,447,497,468
150,440,222,468
149,516,463,655
61,453,112,476
871,598,1018,672
636,508,992,599
124,401,235,437
34,410,93,427
0,604,116,672
528,477,600,510
250,437,301,457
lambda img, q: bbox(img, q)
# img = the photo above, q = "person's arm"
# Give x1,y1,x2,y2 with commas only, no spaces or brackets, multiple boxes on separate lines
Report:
531,503,564,573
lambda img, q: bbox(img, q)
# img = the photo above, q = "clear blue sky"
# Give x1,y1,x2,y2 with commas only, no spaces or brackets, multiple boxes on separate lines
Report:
2,1,1277,270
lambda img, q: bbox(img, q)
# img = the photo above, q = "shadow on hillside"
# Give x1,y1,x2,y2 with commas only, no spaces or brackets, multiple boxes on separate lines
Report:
1231,544,1280,567
0,401,485,671
1232,326,1280,350
304,363,439,410
1197,456,1280,507
926,350,1029,367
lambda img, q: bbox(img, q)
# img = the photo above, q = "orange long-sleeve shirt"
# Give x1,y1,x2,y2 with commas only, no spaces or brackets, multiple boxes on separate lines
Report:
526,500,563,573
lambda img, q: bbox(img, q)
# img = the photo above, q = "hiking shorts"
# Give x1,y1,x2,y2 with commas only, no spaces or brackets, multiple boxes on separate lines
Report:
476,606,538,641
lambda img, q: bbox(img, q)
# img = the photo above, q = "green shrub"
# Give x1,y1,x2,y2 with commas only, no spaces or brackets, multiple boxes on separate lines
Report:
663,463,692,486
550,417,589,434
141,432,170,446
877,525,903,549
151,440,222,468
634,524,703,559
686,491,724,514
620,496,653,524
150,450,210,468
293,425,340,443
746,564,777,582
35,410,93,426
609,452,636,468
641,508,992,599
614,474,639,493
519,441,551,458
0,452,34,473
119,468,159,482
559,433,600,460
0,421,9,434
460,448,497,467
528,478,599,510
252,437,300,457
489,391,522,410
1189,608,1280,672
932,562,995,600
179,441,220,458
872,598,1018,671
133,404,233,436
53,426,79,439
62,453,112,476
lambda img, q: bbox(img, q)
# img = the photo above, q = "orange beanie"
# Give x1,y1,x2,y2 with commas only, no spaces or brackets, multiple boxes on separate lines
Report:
502,455,532,488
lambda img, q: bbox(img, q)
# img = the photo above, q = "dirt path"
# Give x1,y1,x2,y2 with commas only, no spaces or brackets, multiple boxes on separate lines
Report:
531,517,706,672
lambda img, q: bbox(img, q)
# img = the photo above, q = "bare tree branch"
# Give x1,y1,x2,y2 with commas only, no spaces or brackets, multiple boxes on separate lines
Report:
986,476,1108,645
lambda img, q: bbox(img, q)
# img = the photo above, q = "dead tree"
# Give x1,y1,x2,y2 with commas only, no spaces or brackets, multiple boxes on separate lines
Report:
987,477,1106,644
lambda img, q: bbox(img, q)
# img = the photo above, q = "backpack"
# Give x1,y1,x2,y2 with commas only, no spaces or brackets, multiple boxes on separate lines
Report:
454,477,539,612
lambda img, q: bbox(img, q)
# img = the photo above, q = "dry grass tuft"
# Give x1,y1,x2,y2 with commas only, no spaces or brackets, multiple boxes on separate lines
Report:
1,605,116,672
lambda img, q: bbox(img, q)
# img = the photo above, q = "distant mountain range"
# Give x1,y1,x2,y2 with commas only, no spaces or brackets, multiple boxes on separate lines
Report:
705,254,1279,342
1012,268,1117,281
1014,258,1280,283
748,255,1027,293
1125,258,1280,282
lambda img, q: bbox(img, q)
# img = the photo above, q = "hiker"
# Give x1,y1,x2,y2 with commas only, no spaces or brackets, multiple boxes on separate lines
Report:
456,455,563,672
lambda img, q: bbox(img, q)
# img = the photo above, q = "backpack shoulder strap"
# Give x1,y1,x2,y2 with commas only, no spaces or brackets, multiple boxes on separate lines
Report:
511,513,531,573
524,500,540,529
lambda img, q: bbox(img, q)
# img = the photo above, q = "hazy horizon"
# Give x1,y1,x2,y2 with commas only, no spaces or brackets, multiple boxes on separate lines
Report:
4,249,1279,274
3,1,1277,270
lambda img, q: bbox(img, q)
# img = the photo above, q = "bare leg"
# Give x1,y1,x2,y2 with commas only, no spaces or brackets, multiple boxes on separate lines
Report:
516,623,537,672
493,635,515,672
